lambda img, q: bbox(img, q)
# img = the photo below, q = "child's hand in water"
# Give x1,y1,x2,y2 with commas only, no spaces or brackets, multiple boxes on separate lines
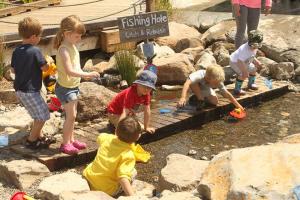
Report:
177,97,187,107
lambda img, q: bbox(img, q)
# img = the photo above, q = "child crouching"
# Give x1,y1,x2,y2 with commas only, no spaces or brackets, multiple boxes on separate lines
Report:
83,116,142,197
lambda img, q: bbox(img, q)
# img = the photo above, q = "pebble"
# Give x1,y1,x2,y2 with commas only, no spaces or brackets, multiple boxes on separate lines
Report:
0,105,5,111
203,147,210,152
224,145,229,149
153,176,159,182
188,149,197,155
201,156,208,160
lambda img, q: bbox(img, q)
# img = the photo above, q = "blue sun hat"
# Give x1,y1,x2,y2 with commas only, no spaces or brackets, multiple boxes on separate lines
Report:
133,70,157,90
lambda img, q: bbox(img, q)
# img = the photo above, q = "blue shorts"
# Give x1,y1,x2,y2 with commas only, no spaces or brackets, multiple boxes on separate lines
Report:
55,84,79,104
16,91,50,121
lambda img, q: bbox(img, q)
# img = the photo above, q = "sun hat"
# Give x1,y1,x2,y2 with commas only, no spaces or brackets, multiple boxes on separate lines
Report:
133,70,157,90
248,30,263,48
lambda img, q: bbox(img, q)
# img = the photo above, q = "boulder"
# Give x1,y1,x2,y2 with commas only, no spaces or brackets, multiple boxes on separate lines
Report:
181,47,205,64
36,172,90,200
132,180,155,198
256,57,277,77
195,51,217,70
4,66,15,81
59,191,115,200
153,53,195,85
77,82,116,122
43,112,61,136
212,43,230,67
84,60,111,74
174,37,204,53
201,19,236,46
0,106,32,131
156,22,200,50
159,154,209,192
269,62,295,80
0,160,50,190
0,89,19,104
159,190,200,200
198,143,300,200
279,133,300,144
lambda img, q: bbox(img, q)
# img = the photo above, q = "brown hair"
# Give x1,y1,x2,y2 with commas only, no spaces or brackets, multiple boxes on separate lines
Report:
116,116,142,144
54,15,86,49
18,17,42,39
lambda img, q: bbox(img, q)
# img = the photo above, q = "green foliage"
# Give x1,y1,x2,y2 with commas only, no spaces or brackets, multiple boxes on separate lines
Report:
0,0,6,9
0,37,5,80
22,0,34,3
114,50,137,86
155,0,174,17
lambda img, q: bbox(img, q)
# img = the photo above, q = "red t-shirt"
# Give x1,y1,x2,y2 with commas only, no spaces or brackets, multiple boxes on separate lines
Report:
107,84,151,115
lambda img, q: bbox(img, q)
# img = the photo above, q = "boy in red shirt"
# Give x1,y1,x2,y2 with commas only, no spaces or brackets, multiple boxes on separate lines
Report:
107,70,157,134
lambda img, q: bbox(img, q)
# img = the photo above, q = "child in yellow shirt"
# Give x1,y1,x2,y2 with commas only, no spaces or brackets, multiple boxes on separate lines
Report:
83,116,142,197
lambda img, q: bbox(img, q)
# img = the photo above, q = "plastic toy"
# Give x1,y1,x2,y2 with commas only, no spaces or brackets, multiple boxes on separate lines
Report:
159,108,172,114
48,97,62,112
10,192,35,200
132,144,151,163
42,55,57,92
229,108,246,119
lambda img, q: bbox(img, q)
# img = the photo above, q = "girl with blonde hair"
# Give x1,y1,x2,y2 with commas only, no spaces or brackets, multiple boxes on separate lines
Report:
54,15,99,155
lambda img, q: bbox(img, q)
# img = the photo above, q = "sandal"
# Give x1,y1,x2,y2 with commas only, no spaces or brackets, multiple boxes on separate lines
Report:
24,136,56,150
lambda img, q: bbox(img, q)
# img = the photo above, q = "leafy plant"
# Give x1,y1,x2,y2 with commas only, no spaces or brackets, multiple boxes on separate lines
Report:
0,37,5,80
22,0,34,3
155,0,174,17
114,50,138,86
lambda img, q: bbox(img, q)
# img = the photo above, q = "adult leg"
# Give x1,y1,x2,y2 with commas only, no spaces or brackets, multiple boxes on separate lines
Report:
247,7,261,34
235,5,248,49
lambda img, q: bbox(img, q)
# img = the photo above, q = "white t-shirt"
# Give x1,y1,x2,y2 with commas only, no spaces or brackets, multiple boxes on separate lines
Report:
189,70,227,93
230,43,257,65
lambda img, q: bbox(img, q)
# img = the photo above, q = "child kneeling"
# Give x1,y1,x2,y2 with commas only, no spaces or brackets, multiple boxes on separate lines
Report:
83,116,142,197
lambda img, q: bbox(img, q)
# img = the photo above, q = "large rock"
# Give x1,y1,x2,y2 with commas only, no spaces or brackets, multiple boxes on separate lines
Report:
181,47,205,64
156,22,200,50
36,172,90,200
174,37,204,53
59,191,115,200
77,82,116,122
159,190,200,200
257,57,277,77
279,133,300,144
212,42,230,67
201,19,236,46
195,51,217,70
269,62,295,80
43,112,61,136
84,60,111,74
153,53,195,85
198,143,300,200
132,180,155,198
0,160,50,190
0,106,32,131
0,89,19,104
159,154,209,192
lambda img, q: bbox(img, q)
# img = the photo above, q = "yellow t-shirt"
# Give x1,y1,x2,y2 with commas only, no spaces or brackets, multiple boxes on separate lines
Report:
83,133,136,196
56,41,81,88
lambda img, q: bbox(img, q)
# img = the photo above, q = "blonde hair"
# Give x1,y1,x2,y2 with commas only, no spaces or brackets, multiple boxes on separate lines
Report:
18,17,42,39
54,15,86,49
205,64,225,82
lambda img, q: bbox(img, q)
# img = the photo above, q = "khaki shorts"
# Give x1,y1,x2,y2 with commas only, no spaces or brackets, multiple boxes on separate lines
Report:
230,61,256,77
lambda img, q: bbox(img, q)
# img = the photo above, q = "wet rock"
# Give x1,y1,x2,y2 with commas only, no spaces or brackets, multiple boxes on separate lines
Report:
175,37,204,53
156,22,200,50
159,190,200,200
36,172,89,200
137,42,175,60
195,51,217,70
188,149,197,155
0,160,50,190
159,154,209,192
0,89,19,104
59,191,115,200
132,180,155,198
198,143,300,200
269,62,295,80
77,82,116,122
0,106,32,131
154,53,195,85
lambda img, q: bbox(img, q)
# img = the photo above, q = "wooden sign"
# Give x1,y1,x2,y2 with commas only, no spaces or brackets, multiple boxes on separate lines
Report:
118,11,169,42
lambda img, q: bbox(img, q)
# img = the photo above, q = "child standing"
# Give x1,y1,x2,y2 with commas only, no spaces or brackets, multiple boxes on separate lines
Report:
230,30,263,95
83,116,142,196
232,0,272,48
107,70,157,134
54,15,99,155
177,64,244,111
11,17,55,149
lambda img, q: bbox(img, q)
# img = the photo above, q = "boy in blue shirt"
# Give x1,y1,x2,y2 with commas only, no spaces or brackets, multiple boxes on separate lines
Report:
11,17,55,149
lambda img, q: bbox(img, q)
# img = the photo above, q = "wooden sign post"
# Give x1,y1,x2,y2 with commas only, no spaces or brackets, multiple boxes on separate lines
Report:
117,11,169,43
146,0,155,12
